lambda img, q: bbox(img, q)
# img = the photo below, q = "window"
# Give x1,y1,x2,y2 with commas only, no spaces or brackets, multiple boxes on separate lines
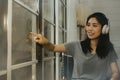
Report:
0,0,39,80
38,0,67,80
0,0,7,79
58,0,67,80
38,0,55,80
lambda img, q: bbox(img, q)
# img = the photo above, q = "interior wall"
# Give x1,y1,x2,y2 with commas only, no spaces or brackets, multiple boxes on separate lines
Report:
66,0,79,42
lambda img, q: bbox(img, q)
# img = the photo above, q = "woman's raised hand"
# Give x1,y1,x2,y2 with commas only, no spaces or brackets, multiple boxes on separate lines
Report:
30,32,49,45
28,32,66,52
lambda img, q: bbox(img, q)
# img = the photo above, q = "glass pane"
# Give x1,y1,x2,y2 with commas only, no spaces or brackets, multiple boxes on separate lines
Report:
12,2,36,64
44,59,54,80
0,75,7,80
64,32,67,42
17,0,38,11
36,62,42,80
44,0,54,23
44,21,54,57
0,0,7,70
44,48,54,57
12,66,32,80
58,28,64,43
58,1,65,28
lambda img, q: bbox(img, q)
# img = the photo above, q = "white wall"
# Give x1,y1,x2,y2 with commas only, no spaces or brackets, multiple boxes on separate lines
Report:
66,0,79,42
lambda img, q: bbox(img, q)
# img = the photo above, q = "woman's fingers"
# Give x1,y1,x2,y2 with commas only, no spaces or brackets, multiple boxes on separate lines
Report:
26,32,35,41
28,32,47,45
30,32,37,37
34,36,41,42
30,32,43,44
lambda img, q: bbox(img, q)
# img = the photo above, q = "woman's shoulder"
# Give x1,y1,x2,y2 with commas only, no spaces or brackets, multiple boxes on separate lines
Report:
107,46,118,62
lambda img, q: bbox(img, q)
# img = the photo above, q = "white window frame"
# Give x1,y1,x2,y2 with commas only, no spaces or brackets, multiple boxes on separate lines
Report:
0,0,39,80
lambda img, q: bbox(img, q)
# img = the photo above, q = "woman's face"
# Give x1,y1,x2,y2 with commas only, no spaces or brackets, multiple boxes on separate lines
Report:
85,17,102,40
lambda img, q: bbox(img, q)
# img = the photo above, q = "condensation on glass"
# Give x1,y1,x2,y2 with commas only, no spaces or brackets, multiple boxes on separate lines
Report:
0,0,37,80
0,75,7,80
12,2,37,64
12,66,32,80
44,59,54,80
17,0,38,11
0,0,7,71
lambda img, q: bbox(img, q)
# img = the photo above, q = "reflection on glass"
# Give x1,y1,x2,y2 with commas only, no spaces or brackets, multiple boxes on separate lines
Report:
12,2,36,64
44,21,54,57
59,1,65,28
44,60,54,80
0,0,7,70
0,75,7,80
17,0,38,11
44,0,54,23
12,66,32,80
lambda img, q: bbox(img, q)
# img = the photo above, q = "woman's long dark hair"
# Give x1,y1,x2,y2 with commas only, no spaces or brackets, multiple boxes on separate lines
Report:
81,12,113,59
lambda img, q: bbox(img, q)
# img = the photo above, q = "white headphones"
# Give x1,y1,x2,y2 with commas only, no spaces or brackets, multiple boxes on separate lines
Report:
102,24,110,34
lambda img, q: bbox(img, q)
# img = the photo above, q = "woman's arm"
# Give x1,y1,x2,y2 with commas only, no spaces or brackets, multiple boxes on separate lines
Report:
30,32,66,52
110,62,119,80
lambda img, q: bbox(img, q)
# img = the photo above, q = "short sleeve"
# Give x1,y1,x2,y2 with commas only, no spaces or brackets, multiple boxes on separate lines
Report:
108,48,118,63
64,41,77,57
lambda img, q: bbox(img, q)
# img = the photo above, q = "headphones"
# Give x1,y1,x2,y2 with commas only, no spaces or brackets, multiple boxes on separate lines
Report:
102,24,110,34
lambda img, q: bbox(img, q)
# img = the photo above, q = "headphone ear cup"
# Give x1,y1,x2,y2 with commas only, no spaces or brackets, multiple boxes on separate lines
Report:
105,25,109,34
102,25,109,34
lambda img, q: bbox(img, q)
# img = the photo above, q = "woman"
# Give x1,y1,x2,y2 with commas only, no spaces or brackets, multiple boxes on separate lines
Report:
31,12,119,80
